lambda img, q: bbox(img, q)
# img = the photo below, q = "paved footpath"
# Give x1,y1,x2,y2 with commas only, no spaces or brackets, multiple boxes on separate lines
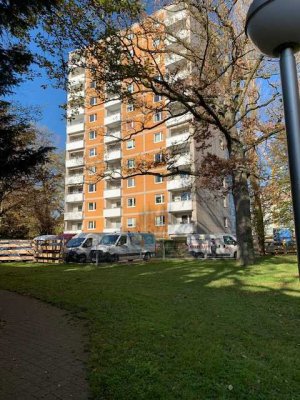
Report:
0,290,90,400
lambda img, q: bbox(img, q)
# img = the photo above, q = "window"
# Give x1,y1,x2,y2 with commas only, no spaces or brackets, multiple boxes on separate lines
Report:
90,97,97,106
89,114,97,122
129,49,134,57
220,139,225,150
127,178,135,188
181,192,191,201
127,198,136,207
88,221,96,229
90,81,96,89
127,83,134,93
127,33,134,40
223,178,228,189
88,202,96,211
155,175,163,183
154,132,163,143
153,38,161,47
88,184,96,192
154,153,164,163
155,194,165,204
224,217,229,228
88,166,96,175
127,120,135,130
127,103,134,112
154,94,162,103
127,159,135,169
155,215,165,226
127,218,136,228
89,148,96,157
154,111,162,122
223,196,228,208
89,130,97,140
126,139,135,149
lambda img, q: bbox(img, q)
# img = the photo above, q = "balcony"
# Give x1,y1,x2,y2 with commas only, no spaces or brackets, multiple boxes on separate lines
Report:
104,227,121,233
168,200,193,213
65,193,84,203
66,140,84,151
165,30,189,46
104,188,121,199
65,175,84,185
103,208,121,218
166,113,192,127
104,130,121,143
64,211,83,221
66,158,84,168
168,153,190,168
104,113,121,126
165,9,187,26
67,123,84,134
105,169,122,179
168,223,195,235
104,149,122,161
167,177,192,191
167,132,190,147
165,53,185,67
105,98,121,108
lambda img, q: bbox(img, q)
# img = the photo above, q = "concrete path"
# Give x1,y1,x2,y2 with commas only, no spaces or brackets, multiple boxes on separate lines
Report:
0,290,90,400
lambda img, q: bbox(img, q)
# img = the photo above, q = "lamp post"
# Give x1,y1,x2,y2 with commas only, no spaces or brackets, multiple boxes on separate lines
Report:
246,0,300,277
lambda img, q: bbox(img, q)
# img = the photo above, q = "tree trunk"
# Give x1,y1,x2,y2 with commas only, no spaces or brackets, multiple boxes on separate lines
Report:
232,168,255,266
250,176,265,256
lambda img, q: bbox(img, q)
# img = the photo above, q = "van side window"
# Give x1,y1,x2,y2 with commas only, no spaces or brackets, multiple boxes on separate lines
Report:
83,238,93,248
118,236,127,246
223,236,236,245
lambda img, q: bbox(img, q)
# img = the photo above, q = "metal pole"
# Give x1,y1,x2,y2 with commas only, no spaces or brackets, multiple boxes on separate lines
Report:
280,47,300,277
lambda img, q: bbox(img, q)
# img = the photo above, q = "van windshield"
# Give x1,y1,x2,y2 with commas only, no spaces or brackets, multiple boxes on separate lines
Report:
66,238,85,248
100,235,119,245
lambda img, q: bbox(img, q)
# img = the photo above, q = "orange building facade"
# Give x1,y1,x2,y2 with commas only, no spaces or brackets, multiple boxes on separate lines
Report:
64,5,235,239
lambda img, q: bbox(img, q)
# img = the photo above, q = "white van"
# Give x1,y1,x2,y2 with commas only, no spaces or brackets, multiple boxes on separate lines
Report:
90,232,156,262
187,234,238,259
64,233,104,263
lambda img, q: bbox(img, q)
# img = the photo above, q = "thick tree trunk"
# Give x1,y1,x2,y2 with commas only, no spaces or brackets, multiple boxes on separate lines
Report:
232,169,255,266
250,176,265,256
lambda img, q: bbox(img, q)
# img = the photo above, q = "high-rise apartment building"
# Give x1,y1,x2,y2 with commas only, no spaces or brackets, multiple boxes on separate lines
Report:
64,3,235,238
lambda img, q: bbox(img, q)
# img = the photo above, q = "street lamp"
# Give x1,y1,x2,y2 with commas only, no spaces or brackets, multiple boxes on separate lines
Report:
246,0,300,276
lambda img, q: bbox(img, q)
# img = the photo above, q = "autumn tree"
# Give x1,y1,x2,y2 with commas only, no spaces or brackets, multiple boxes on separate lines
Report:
40,0,284,265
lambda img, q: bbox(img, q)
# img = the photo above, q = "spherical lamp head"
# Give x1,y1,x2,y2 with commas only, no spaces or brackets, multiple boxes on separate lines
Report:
246,0,300,58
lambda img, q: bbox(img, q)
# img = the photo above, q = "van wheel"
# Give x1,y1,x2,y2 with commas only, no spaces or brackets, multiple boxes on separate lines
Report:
233,251,237,259
110,254,119,262
78,254,86,263
143,252,151,261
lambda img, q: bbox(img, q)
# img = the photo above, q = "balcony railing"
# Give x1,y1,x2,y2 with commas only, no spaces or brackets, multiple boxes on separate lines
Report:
104,227,121,233
166,113,192,127
105,169,122,179
65,175,84,185
64,211,83,220
66,140,84,151
105,98,121,108
104,113,121,126
167,176,192,191
104,130,121,143
165,9,187,26
104,149,122,161
66,158,84,168
67,123,84,134
104,188,121,199
168,153,190,168
168,223,195,235
166,132,190,147
65,193,83,203
168,200,193,212
103,208,121,218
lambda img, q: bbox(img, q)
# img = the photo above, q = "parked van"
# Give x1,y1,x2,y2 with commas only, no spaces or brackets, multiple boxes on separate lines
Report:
64,233,104,263
187,234,238,259
90,232,156,262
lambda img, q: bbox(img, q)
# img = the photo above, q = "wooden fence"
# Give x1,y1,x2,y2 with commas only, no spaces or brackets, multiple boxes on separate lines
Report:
33,239,65,263
0,240,34,262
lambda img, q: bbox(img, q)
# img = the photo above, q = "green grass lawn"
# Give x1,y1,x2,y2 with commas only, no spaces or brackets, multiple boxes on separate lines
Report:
0,256,299,399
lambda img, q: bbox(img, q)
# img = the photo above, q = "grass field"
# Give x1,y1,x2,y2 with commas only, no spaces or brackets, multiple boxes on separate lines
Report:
0,256,299,399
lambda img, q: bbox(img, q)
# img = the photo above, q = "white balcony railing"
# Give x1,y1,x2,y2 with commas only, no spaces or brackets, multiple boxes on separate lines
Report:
67,123,85,134
103,208,121,218
66,158,84,168
65,193,84,203
168,223,195,235
168,153,190,168
65,175,84,185
166,132,190,147
104,227,121,233
64,211,83,221
104,149,122,161
168,200,193,213
165,53,185,67
66,140,84,151
105,169,122,179
104,131,121,143
105,98,121,108
166,113,192,127
104,188,121,199
104,113,121,126
167,177,192,191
